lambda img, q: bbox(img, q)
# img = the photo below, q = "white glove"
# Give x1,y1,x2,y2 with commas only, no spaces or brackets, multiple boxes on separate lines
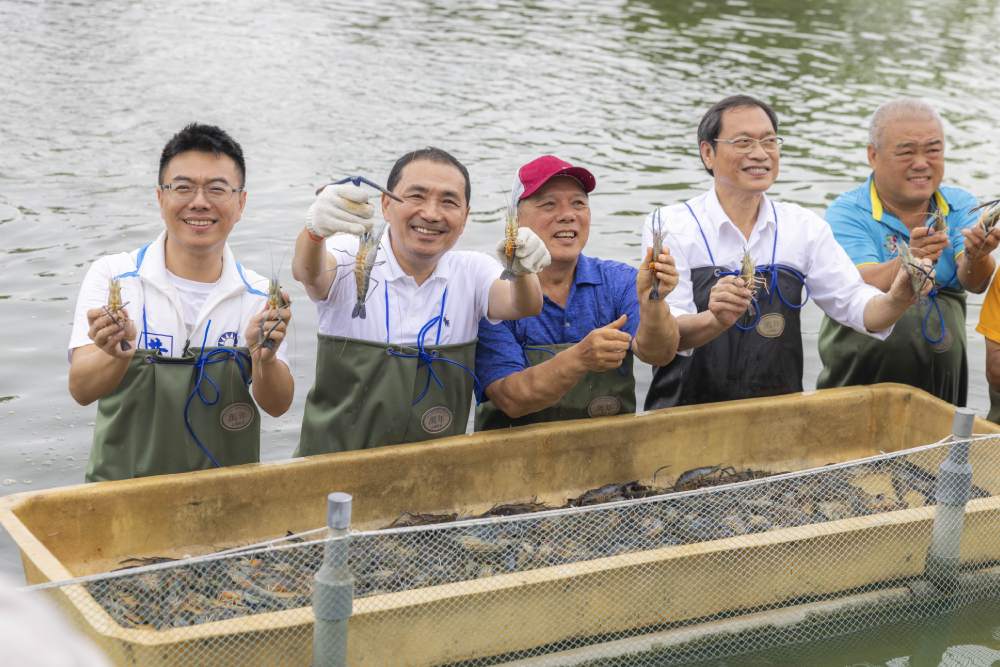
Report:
305,183,375,238
495,227,551,276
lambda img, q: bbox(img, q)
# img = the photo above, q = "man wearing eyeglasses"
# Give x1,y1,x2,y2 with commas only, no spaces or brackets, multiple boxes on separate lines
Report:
643,95,929,409
817,99,1000,407
68,123,293,481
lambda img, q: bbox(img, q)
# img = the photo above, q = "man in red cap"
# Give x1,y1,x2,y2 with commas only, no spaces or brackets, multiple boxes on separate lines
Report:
474,155,680,429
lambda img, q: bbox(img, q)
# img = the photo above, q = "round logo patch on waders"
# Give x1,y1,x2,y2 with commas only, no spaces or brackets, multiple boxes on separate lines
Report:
421,406,453,434
220,402,255,431
587,395,622,418
756,313,786,338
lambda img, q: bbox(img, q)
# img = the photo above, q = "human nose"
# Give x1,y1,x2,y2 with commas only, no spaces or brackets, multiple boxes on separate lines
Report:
747,139,769,158
187,185,211,207
419,197,444,221
910,151,931,170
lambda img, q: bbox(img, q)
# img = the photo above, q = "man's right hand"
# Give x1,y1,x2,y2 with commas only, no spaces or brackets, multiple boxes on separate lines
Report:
86,307,137,359
909,226,948,263
571,314,633,372
708,276,753,330
305,183,375,238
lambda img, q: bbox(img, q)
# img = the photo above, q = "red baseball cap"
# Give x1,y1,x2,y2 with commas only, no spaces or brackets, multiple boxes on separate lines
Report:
514,155,596,201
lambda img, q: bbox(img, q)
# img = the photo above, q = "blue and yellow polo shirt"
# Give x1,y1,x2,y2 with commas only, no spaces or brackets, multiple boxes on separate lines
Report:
825,174,979,290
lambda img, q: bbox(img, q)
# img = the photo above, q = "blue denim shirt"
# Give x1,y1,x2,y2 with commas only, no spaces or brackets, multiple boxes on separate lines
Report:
475,254,638,398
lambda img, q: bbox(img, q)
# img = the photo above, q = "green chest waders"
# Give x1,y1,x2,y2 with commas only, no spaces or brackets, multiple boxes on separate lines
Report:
297,285,478,455
87,347,259,482
645,200,808,410
817,288,968,406
476,343,636,430
297,336,477,454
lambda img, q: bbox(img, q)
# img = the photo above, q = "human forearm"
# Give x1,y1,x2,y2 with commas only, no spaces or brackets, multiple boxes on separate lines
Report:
292,229,334,301
857,259,899,291
676,311,727,351
484,348,588,418
251,358,294,417
958,253,995,294
68,345,131,405
862,292,910,333
633,300,679,366
488,274,543,321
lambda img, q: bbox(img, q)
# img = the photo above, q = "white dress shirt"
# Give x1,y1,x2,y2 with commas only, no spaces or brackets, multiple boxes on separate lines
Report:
315,232,503,346
642,189,890,352
70,231,289,365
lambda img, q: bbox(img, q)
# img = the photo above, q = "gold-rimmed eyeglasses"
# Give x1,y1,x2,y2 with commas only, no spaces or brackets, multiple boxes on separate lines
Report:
713,136,784,155
160,181,244,204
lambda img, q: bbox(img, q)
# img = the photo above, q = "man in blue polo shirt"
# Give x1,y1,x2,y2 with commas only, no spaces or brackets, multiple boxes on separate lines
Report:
474,155,680,429
818,99,1000,405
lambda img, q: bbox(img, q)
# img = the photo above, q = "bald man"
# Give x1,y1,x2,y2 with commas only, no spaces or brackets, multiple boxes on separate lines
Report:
817,98,1000,406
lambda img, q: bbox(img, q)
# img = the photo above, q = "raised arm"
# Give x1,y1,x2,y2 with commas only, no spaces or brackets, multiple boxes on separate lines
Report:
632,246,679,366
293,183,374,301
244,293,294,416
486,228,549,320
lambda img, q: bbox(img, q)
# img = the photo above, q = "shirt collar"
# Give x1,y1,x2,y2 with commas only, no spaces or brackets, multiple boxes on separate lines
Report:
382,230,451,284
705,188,775,231
867,173,950,222
574,254,602,285
138,231,242,292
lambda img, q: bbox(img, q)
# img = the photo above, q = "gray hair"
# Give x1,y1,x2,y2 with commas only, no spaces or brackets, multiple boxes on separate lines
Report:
868,99,943,148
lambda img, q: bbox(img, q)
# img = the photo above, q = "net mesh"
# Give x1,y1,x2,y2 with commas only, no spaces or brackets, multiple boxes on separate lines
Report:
21,434,1000,666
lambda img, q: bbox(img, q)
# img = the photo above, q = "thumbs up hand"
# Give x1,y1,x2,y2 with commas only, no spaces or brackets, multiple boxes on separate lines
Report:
570,314,633,372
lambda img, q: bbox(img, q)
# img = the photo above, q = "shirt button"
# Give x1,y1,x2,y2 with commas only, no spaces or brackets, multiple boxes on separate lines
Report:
564,321,570,328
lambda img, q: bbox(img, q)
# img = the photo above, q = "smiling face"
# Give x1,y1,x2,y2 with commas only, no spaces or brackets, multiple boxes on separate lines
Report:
517,176,590,266
700,105,779,197
156,150,246,257
381,159,470,272
868,115,944,211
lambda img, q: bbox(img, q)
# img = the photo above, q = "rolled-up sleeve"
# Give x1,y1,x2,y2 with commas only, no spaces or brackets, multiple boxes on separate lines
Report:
808,212,891,339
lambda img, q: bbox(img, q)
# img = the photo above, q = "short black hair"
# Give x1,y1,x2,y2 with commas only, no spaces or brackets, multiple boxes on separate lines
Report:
697,95,779,175
158,123,246,187
386,147,471,205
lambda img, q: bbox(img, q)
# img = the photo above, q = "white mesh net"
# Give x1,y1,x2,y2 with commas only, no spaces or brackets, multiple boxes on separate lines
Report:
20,434,1000,666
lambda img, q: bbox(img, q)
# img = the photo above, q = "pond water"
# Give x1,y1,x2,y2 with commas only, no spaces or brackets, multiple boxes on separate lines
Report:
3,0,1000,663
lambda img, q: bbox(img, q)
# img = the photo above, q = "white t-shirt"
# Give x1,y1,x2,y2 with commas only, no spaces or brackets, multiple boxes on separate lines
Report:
315,232,503,346
69,232,289,366
166,270,219,332
641,189,890,353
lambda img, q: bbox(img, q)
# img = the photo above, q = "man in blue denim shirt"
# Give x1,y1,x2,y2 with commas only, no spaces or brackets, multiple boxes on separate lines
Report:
818,99,1000,405
474,155,679,429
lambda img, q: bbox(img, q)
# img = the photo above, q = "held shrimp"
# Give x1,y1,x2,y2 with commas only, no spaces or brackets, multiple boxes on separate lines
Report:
500,193,518,281
352,225,386,319
895,239,932,296
105,277,131,351
925,208,947,234
649,209,666,301
972,199,1000,233
739,248,767,297
258,277,289,351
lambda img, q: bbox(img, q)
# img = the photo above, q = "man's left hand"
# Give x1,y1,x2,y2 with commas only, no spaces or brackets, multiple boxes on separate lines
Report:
961,225,1000,263
909,226,948,263
496,227,551,276
889,257,934,305
245,293,292,364
637,245,678,300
